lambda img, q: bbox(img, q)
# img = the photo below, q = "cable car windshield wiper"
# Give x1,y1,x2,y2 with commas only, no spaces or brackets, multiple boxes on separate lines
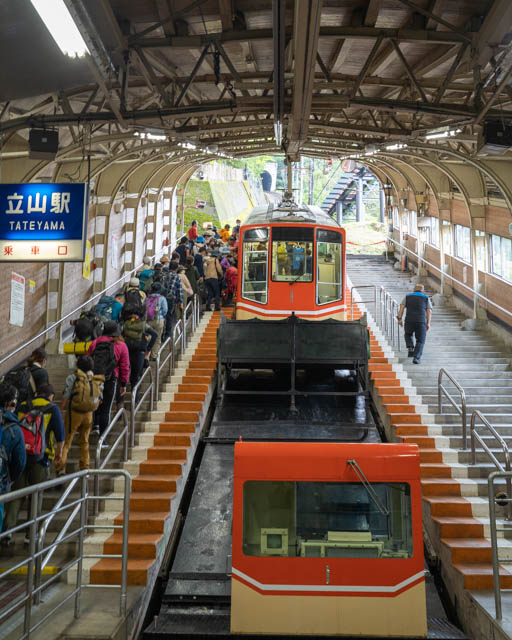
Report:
289,270,306,285
347,459,390,517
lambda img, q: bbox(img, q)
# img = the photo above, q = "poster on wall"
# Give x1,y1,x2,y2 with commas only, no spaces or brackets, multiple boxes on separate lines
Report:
82,240,92,280
111,234,119,269
0,183,89,262
10,272,25,327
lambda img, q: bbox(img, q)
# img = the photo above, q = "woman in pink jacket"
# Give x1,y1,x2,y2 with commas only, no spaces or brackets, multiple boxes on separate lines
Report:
87,320,130,438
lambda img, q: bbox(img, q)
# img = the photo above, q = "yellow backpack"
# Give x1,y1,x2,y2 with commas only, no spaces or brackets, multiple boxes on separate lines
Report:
71,369,104,413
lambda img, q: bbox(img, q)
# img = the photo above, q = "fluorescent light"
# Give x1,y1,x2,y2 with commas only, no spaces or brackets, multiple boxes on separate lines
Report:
425,128,461,140
274,121,282,146
135,132,167,141
31,0,89,57
385,143,408,150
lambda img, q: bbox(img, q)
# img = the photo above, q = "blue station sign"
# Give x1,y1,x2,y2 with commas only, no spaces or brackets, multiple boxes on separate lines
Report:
0,183,89,262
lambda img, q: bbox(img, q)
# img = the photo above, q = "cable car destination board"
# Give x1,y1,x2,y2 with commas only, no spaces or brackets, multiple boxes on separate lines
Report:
0,183,89,262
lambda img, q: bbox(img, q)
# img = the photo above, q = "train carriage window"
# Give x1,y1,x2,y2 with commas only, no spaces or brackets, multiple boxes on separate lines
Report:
242,227,269,303
243,481,413,559
316,229,343,304
271,227,314,282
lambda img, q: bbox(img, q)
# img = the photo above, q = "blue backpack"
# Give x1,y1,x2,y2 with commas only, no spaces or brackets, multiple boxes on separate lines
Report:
0,417,15,494
93,296,116,321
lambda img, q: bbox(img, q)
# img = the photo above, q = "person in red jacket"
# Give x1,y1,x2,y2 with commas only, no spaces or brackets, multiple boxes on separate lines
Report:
188,220,198,242
87,321,130,437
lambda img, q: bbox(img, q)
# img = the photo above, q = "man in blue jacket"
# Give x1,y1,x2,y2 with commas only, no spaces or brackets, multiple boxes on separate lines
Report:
397,284,432,364
0,383,26,538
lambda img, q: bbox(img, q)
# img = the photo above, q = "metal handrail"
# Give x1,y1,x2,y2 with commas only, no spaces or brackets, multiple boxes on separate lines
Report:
94,408,129,515
386,235,512,321
129,365,154,448
471,410,512,521
350,285,376,320
0,469,130,637
0,250,170,371
438,368,468,449
375,286,401,350
487,471,512,620
155,336,172,399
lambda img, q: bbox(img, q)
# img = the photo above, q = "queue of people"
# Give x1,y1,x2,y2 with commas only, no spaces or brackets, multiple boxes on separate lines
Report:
0,219,241,548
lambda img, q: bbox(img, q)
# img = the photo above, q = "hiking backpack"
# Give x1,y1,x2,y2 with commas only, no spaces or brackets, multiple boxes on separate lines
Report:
74,310,104,342
71,369,104,413
122,317,146,348
18,401,51,461
2,366,36,403
93,296,115,322
0,414,15,493
146,294,160,321
91,340,117,380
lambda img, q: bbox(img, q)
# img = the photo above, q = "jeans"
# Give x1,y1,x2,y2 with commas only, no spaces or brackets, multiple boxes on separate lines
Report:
128,346,145,389
94,376,117,434
404,322,427,360
3,460,49,532
206,278,220,310
164,306,175,339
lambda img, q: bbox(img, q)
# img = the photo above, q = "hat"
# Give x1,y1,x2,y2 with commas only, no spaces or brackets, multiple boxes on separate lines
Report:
177,265,186,272
129,277,140,287
102,320,121,337
143,256,151,265
160,255,170,264
151,282,164,294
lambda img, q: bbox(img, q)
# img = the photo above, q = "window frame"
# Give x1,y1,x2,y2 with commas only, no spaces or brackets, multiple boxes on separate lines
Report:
409,210,417,238
270,227,315,284
430,216,440,248
490,233,512,283
316,228,343,306
454,224,472,264
241,227,269,305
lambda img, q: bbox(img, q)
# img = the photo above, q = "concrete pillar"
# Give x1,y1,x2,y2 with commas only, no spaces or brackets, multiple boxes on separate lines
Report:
356,178,365,223
379,184,385,223
471,226,487,321
336,200,343,225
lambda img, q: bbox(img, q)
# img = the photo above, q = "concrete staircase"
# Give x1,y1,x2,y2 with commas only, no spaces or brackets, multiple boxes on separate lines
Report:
347,255,512,596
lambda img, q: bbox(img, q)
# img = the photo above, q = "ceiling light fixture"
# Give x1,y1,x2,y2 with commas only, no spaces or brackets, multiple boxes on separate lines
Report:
385,143,408,151
31,0,90,57
425,127,461,140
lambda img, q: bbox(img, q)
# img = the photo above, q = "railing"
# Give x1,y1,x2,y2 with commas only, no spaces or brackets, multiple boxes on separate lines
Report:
94,408,129,516
350,285,376,320
129,366,154,448
377,286,401,350
438,368,468,449
487,471,512,620
386,235,512,323
471,411,512,521
0,469,130,638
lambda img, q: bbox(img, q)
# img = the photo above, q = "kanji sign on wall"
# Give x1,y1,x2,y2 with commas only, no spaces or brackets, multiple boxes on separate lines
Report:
0,183,89,262
10,272,25,326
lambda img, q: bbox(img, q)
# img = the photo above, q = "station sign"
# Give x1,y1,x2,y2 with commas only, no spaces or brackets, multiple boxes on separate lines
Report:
0,183,89,262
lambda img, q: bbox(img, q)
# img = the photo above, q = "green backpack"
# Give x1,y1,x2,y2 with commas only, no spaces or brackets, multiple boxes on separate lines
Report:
123,317,146,349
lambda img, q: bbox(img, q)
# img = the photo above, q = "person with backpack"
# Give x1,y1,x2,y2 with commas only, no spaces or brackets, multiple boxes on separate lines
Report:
0,383,26,539
1,347,48,405
204,251,223,311
163,261,183,340
124,277,146,305
72,310,104,344
146,283,168,359
93,295,117,322
56,356,103,475
111,292,124,323
87,321,130,437
185,255,201,295
137,257,154,293
175,236,190,265
3,384,65,544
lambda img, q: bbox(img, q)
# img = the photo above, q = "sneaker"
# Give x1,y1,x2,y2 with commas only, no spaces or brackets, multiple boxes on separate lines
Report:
0,534,14,548
413,358,420,364
90,426,100,438
407,350,414,358
56,469,66,478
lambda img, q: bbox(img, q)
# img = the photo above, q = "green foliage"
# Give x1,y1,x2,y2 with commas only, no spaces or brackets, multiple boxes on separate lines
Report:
183,179,220,228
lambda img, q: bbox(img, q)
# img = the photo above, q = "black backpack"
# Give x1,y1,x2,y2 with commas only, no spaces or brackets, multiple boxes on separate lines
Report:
2,366,36,403
124,288,143,308
91,341,117,380
0,412,15,493
74,310,104,342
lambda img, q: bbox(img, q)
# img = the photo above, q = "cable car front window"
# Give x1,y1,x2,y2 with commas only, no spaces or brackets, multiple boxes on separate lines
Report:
242,227,268,303
271,227,314,282
242,481,413,559
317,229,343,304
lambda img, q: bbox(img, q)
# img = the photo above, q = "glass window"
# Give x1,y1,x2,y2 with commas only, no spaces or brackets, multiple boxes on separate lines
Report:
271,227,314,282
454,224,471,263
442,221,453,255
430,217,439,247
317,229,343,304
490,234,512,282
409,210,417,237
392,206,400,230
243,481,413,559
242,228,268,303
402,211,409,233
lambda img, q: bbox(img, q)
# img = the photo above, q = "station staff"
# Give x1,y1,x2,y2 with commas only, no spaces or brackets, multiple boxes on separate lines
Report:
397,283,432,364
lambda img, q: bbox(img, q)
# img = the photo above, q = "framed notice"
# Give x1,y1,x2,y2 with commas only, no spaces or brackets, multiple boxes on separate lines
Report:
0,183,89,262
10,272,25,326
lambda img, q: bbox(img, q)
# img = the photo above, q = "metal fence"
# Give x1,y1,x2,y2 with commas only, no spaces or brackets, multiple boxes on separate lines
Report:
0,469,130,639
487,471,512,620
438,368,468,449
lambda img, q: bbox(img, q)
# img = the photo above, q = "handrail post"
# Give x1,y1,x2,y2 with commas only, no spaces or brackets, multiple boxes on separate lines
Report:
181,319,186,353
461,390,468,450
470,411,477,465
120,472,131,616
437,369,443,415
75,474,88,619
130,393,136,449
488,473,502,620
24,487,39,636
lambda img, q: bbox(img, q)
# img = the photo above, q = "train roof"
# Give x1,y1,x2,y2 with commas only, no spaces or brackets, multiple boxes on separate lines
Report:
243,202,340,228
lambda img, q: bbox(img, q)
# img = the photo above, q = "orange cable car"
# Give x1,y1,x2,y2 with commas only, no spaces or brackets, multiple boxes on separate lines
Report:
235,201,346,322
231,441,427,638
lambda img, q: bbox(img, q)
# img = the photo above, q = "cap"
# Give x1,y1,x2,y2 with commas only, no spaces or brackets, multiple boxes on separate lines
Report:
129,277,140,287
102,320,121,337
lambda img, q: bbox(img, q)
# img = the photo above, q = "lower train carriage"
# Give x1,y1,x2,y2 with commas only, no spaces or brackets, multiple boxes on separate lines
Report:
236,201,346,321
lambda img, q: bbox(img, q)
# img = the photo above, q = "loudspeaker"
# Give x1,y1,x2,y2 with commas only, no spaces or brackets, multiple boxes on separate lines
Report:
29,129,59,160
478,121,512,155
